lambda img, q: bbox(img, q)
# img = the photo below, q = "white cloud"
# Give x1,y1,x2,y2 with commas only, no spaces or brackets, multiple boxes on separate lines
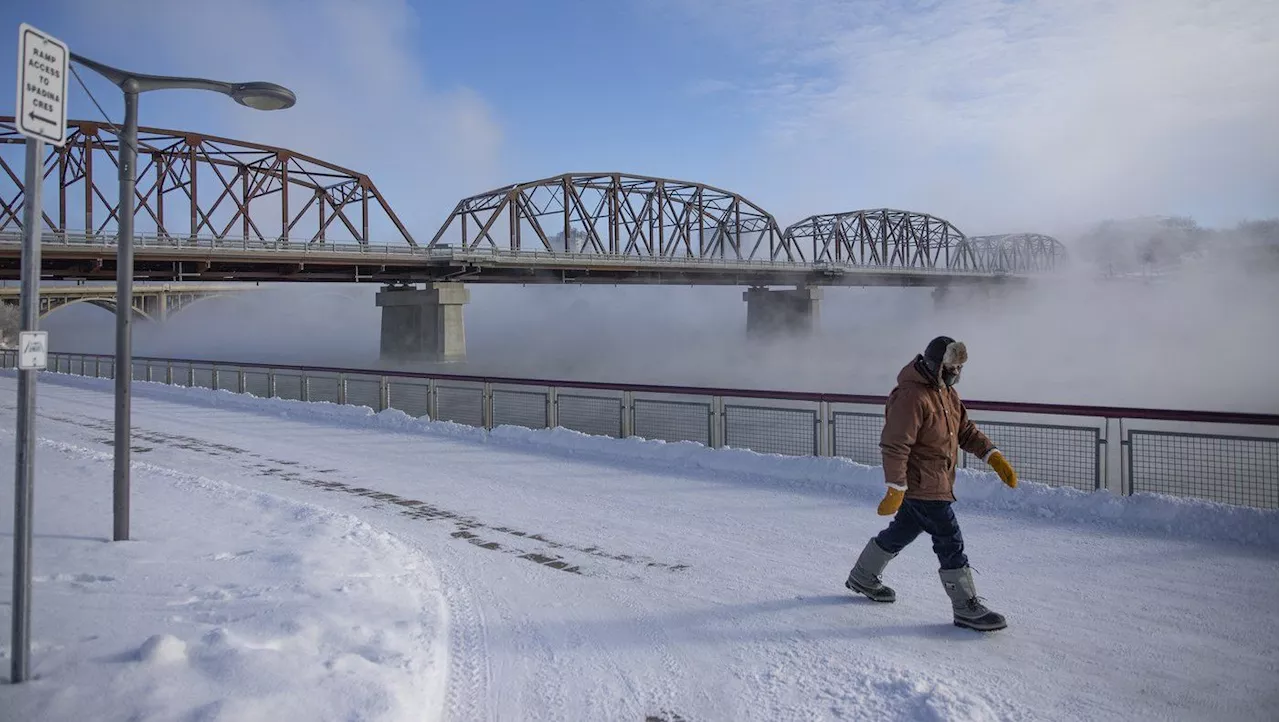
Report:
671,0,1278,235
63,0,505,244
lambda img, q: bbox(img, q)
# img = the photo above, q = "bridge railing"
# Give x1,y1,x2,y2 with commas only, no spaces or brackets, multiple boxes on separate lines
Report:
4,351,1275,510
0,230,1022,277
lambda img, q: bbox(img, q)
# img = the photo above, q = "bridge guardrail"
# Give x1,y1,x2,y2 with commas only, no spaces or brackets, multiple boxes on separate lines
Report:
0,230,1022,277
3,350,1274,510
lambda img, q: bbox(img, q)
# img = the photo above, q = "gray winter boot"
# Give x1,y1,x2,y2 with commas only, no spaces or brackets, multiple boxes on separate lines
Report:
939,566,1007,631
844,539,898,603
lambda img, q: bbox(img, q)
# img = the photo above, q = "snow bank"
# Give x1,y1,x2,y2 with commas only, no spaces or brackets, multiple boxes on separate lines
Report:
23,370,1279,548
0,428,448,722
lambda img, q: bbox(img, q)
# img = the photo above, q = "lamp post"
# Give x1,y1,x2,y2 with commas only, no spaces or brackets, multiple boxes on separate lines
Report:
68,53,295,541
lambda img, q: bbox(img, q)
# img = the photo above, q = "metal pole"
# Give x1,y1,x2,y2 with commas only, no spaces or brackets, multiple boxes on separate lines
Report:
113,90,137,542
11,138,44,683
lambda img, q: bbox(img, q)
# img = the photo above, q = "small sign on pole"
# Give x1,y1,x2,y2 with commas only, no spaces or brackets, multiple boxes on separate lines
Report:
16,22,69,147
18,331,47,371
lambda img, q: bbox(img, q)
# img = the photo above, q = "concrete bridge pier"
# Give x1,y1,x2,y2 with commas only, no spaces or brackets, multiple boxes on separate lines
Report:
744,286,822,336
932,284,950,310
376,282,470,363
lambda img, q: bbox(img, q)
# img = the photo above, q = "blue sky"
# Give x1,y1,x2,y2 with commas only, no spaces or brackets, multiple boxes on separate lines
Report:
2,0,1276,243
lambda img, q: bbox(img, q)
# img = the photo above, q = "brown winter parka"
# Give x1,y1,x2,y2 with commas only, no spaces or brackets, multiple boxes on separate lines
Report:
880,358,996,501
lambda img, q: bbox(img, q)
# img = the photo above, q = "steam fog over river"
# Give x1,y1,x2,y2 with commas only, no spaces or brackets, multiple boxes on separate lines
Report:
36,254,1279,414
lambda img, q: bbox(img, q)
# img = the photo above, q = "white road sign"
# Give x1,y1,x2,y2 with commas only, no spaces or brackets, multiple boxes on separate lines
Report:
18,331,48,370
16,23,69,146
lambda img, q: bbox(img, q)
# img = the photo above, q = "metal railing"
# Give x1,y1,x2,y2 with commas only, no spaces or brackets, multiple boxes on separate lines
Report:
3,351,1276,510
0,230,1020,278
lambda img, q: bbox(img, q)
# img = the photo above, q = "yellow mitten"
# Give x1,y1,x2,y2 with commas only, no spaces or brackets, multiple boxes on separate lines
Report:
877,485,905,515
987,450,1018,488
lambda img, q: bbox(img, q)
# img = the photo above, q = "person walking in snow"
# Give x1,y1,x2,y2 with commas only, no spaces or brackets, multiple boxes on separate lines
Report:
844,335,1019,632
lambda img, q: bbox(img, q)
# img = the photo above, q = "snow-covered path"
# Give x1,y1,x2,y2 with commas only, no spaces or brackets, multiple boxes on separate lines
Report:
1,372,1276,721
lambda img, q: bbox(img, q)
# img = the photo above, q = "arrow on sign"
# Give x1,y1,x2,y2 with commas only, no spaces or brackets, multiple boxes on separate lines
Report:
28,111,56,126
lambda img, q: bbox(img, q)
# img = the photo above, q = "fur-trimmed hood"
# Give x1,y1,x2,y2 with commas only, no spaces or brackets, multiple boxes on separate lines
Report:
940,340,967,367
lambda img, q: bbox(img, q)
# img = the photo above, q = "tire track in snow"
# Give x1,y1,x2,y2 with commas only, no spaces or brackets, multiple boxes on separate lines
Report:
433,552,496,722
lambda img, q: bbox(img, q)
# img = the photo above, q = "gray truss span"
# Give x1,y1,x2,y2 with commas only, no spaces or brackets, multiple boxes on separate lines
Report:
782,209,972,268
427,173,798,261
781,209,1066,272
960,233,1067,272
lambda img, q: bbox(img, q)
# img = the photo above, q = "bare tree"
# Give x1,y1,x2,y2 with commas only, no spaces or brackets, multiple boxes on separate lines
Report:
0,302,19,348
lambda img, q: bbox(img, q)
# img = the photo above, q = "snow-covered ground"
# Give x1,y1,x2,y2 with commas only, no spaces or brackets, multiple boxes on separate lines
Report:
0,370,1276,721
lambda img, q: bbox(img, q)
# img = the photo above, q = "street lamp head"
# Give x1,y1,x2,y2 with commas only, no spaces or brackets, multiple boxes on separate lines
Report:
231,82,296,111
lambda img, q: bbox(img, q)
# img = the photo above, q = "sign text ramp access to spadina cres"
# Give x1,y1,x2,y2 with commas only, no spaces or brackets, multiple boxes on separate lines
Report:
15,23,69,147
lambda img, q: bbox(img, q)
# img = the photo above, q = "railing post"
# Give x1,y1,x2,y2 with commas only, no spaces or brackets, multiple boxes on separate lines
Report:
144,362,153,383
1118,419,1132,497
237,369,246,394
621,390,634,438
186,365,195,387
337,373,348,405
1097,419,1109,493
426,378,438,420
482,382,493,429
300,371,310,402
211,365,220,391
268,369,277,398
164,362,173,385
379,376,390,411
816,400,831,456
547,387,559,429
710,396,726,449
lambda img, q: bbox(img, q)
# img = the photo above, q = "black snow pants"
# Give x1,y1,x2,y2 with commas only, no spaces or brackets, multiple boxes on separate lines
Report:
874,499,968,570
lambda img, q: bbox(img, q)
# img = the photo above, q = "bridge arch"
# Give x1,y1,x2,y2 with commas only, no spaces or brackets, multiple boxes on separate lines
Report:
1,285,268,324
781,209,972,268
427,172,798,261
21,297,154,322
0,116,413,247
159,291,247,320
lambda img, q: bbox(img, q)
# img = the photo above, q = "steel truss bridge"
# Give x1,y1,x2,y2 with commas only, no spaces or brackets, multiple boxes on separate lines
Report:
0,117,1066,286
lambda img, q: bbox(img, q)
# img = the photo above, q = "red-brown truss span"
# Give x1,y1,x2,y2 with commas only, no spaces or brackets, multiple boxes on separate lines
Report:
0,116,415,247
